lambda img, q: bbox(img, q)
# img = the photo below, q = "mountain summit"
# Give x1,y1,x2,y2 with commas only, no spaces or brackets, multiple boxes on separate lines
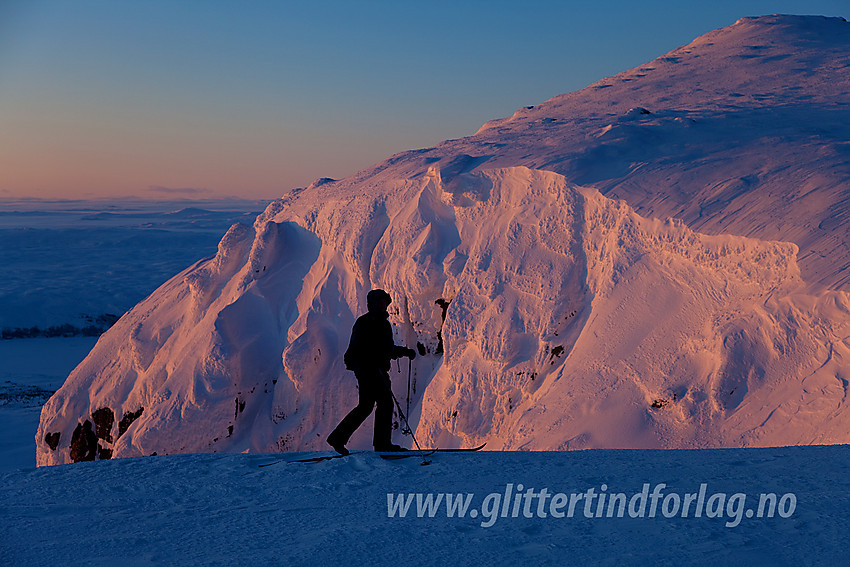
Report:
365,14,850,290
38,16,850,465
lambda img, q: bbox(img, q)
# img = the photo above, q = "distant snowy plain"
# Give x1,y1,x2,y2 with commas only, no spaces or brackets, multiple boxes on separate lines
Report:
0,199,268,331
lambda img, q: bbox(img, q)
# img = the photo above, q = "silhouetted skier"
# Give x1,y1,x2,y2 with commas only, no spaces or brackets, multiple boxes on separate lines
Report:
327,289,416,455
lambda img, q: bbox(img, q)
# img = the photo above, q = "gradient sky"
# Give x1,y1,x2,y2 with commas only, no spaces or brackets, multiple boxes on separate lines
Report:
1,0,848,200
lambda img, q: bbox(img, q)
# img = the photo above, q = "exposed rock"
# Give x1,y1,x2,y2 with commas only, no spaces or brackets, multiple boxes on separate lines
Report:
97,444,113,460
117,407,144,438
69,420,97,462
44,432,60,451
91,407,114,443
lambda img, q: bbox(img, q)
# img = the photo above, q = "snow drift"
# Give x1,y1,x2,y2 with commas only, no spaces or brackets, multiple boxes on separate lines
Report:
37,15,850,465
36,166,850,465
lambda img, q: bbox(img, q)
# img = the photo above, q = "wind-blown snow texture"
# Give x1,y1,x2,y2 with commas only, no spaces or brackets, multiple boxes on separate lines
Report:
37,15,850,465
6,447,850,566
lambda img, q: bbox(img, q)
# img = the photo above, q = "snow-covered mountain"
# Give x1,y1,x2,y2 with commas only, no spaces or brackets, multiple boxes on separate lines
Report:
37,15,850,465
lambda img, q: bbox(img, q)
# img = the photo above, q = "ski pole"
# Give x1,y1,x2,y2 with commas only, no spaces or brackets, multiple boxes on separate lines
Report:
403,356,412,435
387,387,431,466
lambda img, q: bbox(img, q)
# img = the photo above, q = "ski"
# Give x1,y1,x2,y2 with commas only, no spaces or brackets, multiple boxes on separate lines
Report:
378,442,486,459
432,443,487,452
257,452,356,466
284,451,364,464
378,449,436,460
261,443,486,466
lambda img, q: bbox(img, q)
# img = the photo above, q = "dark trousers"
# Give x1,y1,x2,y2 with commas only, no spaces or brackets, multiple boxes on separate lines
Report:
329,369,393,449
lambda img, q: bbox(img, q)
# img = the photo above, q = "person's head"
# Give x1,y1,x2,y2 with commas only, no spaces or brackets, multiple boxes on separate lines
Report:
366,289,392,313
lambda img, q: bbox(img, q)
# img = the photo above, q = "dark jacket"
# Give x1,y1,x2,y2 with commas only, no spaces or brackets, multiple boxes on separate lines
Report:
344,310,408,373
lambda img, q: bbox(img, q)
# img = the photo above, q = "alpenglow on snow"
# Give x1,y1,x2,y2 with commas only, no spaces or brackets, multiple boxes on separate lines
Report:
38,15,850,465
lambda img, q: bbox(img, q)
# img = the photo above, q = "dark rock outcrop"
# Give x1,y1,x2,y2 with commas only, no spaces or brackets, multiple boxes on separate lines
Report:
44,432,60,451
97,444,113,460
69,420,97,462
91,407,114,443
117,407,144,438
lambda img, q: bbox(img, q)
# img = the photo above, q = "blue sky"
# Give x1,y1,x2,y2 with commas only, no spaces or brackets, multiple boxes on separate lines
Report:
0,0,847,199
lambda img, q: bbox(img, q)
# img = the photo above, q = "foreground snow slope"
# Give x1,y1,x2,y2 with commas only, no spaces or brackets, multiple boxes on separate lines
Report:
5,447,850,566
36,166,850,465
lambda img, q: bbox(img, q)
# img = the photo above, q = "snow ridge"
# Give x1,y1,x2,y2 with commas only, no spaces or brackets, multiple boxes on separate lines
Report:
37,165,850,465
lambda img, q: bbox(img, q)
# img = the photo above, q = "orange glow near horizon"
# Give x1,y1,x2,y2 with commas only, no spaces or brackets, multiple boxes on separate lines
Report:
2,1,847,200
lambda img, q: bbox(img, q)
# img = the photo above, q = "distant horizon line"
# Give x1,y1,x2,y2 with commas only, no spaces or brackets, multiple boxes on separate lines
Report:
0,195,278,205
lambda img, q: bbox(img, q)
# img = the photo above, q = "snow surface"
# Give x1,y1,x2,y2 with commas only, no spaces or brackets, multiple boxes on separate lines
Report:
3,447,849,566
32,16,850,467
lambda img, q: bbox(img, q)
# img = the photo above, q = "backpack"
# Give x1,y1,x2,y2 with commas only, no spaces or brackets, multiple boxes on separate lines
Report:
344,344,356,371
